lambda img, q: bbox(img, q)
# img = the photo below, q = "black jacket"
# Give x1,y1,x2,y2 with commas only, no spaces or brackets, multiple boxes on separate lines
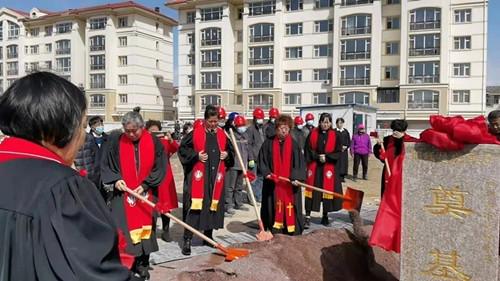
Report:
74,132,108,187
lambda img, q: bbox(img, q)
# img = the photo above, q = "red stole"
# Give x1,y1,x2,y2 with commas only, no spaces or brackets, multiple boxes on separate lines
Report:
190,125,227,211
271,135,295,233
119,131,155,244
157,139,179,212
306,128,336,200
0,137,65,164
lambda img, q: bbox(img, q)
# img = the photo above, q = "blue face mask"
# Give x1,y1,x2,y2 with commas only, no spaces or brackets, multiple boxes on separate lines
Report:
237,127,247,134
95,126,105,135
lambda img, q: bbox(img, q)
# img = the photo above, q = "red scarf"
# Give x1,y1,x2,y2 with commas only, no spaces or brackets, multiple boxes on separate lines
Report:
191,125,226,211
157,139,179,212
306,128,336,200
0,137,65,164
272,135,295,233
119,131,155,244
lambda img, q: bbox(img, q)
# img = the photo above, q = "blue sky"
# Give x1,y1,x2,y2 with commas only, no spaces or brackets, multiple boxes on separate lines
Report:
1,0,499,86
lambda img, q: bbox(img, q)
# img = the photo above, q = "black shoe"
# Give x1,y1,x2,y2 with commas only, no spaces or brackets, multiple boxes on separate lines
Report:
304,216,311,229
161,230,171,242
182,238,191,256
137,266,150,280
363,176,368,180
321,215,330,226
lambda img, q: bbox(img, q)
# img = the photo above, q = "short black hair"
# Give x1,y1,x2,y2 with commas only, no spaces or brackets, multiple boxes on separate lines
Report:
182,122,193,133
145,119,162,130
319,112,333,124
391,119,408,132
336,117,345,124
488,110,500,123
0,72,87,148
88,116,103,127
204,104,218,119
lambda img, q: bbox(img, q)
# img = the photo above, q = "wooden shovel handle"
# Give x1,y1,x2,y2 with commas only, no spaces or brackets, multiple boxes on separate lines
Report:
379,142,392,177
277,176,349,201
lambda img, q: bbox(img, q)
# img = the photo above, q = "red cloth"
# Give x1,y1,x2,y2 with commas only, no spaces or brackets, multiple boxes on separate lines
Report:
272,135,295,233
119,131,155,245
190,125,227,211
156,139,179,212
306,128,336,200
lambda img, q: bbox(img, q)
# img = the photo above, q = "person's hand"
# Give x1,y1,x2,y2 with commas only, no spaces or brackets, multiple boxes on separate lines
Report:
292,180,300,186
198,151,208,162
266,173,280,183
220,151,228,160
164,132,173,143
342,145,347,151
392,131,404,139
379,149,387,161
134,185,145,195
319,154,326,163
248,160,255,169
115,180,127,191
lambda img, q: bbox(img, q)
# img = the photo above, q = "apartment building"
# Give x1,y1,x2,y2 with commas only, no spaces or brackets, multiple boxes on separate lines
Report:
0,2,177,122
169,0,487,130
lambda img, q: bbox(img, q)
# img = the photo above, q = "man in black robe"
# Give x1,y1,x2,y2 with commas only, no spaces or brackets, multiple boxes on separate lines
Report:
178,105,234,255
335,117,351,182
264,107,279,139
101,110,166,280
258,115,306,235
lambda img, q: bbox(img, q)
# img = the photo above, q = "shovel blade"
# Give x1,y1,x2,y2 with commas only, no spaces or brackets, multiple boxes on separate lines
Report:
216,245,250,262
342,187,364,212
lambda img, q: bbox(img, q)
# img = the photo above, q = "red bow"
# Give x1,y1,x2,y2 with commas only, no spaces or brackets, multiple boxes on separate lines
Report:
243,171,257,182
78,169,88,177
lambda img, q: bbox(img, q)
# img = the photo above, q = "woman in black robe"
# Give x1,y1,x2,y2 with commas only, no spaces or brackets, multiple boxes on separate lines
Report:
0,72,130,281
304,113,343,228
335,117,351,182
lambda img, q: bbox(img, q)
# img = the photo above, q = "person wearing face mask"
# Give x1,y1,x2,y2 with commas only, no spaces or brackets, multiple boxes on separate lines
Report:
224,115,252,216
335,118,351,183
350,124,371,181
264,107,280,139
246,108,266,204
304,113,315,135
224,112,239,132
74,116,109,200
217,106,227,128
291,116,307,153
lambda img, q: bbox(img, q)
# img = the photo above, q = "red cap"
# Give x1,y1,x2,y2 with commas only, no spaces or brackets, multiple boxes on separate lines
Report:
294,116,304,126
253,108,264,119
193,119,204,129
305,113,314,121
269,107,279,118
234,115,246,127
217,107,226,119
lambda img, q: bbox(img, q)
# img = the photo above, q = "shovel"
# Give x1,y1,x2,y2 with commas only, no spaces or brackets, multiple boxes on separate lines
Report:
227,128,273,241
369,131,391,177
123,186,250,262
278,177,364,212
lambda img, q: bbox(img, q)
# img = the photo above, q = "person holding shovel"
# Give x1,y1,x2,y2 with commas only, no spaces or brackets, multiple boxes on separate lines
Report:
258,115,307,235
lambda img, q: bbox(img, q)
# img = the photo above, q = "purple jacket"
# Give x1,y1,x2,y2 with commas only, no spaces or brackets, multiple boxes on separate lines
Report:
351,133,372,155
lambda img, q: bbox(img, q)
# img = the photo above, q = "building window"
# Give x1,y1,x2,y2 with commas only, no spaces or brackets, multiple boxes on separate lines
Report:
6,45,18,59
385,41,399,55
156,22,159,31
286,0,303,11
119,56,127,66
45,61,52,70
285,47,302,59
119,94,128,104
340,65,370,85
249,1,276,16
249,23,274,42
187,11,196,24
386,0,400,4
410,8,441,30
384,66,399,80
201,72,221,89
45,43,52,53
55,40,71,54
156,59,160,69
55,57,71,72
237,52,243,64
188,75,195,86
249,46,274,65
314,20,333,33
341,0,372,6
237,30,243,42
90,35,105,51
200,95,221,111
340,92,369,105
409,34,440,56
90,94,105,107
377,88,399,103
118,17,129,28
118,36,127,47
6,79,16,87
55,22,72,34
408,90,439,110
249,94,273,110
201,28,221,46
6,62,18,76
187,54,194,65
285,23,303,35
386,16,400,29
249,70,273,88
8,21,19,39
284,93,301,105
340,39,371,60
285,70,302,82
30,45,39,55
313,93,331,104
89,17,106,30
237,73,242,85
315,0,333,9
201,49,221,67
28,28,40,37
90,74,106,89
341,14,371,36
119,75,128,85
187,96,193,106
238,8,244,20
453,63,471,77
452,90,470,104
408,62,440,83
156,41,159,50
187,33,194,44
454,36,471,50
201,7,223,21
454,9,471,23
313,69,332,81
0,24,3,41
90,55,105,70
44,25,52,36
314,45,333,57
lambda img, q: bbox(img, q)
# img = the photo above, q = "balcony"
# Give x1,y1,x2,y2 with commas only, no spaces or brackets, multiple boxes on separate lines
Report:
249,35,274,43
341,26,371,36
409,47,440,56
341,51,371,60
408,75,440,84
7,53,18,59
201,39,221,46
408,101,438,110
56,68,71,74
201,61,221,68
90,45,105,52
201,83,221,89
56,48,71,55
341,0,372,6
90,101,105,108
340,77,370,86
7,69,18,76
249,81,273,88
90,64,105,71
249,58,274,65
410,21,441,31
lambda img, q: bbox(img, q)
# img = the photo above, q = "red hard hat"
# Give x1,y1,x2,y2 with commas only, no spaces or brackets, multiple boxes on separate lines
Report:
193,119,204,129
253,108,264,119
234,115,246,127
217,107,226,119
294,116,304,126
269,107,279,118
305,113,314,121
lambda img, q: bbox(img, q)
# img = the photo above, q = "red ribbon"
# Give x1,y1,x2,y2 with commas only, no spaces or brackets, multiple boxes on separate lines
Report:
243,171,256,182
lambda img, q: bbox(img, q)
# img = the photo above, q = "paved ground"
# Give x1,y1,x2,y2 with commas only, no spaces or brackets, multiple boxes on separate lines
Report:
148,154,385,280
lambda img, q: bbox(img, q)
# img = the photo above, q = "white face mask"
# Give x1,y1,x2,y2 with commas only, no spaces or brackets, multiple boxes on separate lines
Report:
94,126,105,135
393,131,404,139
270,118,276,123
297,125,304,130
256,119,264,125
218,121,225,127
237,126,248,134
306,120,314,126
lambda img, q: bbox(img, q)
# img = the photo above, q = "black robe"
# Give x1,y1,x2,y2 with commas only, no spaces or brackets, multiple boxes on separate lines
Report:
101,133,167,257
178,130,234,231
374,135,404,197
264,121,276,139
336,128,351,178
0,159,130,281
257,137,307,235
304,129,343,213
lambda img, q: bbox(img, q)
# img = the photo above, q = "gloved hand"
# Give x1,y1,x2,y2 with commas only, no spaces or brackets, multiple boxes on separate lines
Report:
248,160,255,169
243,171,256,182
266,173,280,184
379,148,387,161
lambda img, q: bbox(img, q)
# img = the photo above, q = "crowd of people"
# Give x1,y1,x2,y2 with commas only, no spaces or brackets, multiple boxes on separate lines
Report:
0,72,499,281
